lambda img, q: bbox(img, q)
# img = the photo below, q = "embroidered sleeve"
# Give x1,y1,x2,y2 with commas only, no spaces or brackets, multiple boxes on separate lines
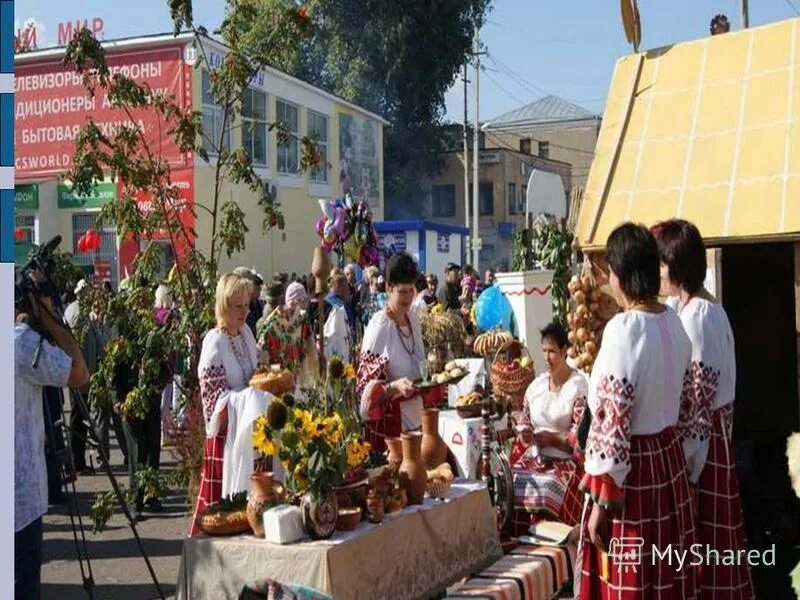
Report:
677,309,716,483
580,372,634,510
357,316,390,421
198,333,231,437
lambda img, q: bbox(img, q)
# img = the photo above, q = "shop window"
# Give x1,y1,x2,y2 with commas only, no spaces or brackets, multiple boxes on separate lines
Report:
242,87,268,166
72,213,119,287
432,185,456,217
307,110,329,183
538,140,550,159
201,70,230,155
15,213,35,243
276,99,300,174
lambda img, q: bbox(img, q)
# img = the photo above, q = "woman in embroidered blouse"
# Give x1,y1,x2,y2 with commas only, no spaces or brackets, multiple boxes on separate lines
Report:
189,273,258,537
511,322,587,529
357,252,426,452
579,223,698,599
653,219,753,599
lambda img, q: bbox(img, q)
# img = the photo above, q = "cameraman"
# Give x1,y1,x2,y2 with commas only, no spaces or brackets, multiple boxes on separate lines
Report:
15,294,89,599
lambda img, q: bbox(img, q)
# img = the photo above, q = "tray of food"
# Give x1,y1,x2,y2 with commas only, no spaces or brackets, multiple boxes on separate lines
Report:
415,361,468,390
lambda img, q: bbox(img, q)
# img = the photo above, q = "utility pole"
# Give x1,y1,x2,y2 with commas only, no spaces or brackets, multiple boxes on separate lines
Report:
471,20,480,270
741,0,749,28
462,63,470,235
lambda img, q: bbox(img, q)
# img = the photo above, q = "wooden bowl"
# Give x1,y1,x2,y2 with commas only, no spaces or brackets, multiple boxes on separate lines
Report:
336,507,363,532
456,404,482,419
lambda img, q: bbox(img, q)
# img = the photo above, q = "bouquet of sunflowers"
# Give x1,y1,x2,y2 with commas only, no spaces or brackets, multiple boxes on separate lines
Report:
252,390,370,502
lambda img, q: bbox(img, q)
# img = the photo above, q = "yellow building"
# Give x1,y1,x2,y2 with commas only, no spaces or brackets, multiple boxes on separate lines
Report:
14,33,386,284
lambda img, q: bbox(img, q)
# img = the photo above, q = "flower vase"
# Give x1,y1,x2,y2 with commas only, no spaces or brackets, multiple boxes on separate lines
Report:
301,492,339,540
398,432,427,505
385,437,403,465
420,409,448,469
246,472,274,538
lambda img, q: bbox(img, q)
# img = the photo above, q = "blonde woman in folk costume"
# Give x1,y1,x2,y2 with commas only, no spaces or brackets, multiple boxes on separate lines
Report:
652,219,753,600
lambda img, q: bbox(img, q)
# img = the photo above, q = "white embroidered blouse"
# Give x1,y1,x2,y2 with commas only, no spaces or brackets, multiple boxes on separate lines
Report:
672,296,737,483
584,310,692,496
519,370,588,460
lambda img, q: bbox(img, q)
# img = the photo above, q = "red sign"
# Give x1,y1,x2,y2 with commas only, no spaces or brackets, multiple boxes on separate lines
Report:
93,260,112,284
15,44,192,177
58,18,105,46
117,168,195,277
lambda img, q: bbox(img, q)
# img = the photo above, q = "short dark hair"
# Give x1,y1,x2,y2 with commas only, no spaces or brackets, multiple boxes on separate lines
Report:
606,222,661,300
386,252,419,285
651,219,706,295
540,322,569,349
414,273,427,293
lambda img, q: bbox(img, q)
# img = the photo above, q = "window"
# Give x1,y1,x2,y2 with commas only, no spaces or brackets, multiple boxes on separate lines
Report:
201,71,230,154
307,110,329,183
72,213,119,287
520,138,532,154
508,183,517,215
276,99,300,174
431,184,456,217
522,185,528,213
242,88,268,166
15,214,35,243
468,183,494,216
538,140,550,159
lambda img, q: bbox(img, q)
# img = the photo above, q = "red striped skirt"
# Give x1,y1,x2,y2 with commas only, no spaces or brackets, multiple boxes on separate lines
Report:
695,404,754,599
188,433,226,537
512,451,585,530
577,426,699,599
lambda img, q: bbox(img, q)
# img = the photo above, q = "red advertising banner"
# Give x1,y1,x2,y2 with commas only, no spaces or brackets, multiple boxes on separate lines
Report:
93,260,112,284
15,44,192,177
117,168,195,277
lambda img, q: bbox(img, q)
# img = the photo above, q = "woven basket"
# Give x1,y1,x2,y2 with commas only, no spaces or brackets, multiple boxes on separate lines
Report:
197,509,251,536
490,339,535,403
426,478,452,500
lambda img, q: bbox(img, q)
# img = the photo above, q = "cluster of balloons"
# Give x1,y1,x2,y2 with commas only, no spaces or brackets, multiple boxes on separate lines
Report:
474,284,513,332
77,228,102,254
315,195,380,267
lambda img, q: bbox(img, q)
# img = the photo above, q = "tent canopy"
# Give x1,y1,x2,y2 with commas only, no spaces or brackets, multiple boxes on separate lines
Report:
576,17,800,250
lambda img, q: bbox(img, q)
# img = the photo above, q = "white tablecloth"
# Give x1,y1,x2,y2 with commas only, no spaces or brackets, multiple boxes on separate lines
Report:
439,409,508,479
176,482,503,600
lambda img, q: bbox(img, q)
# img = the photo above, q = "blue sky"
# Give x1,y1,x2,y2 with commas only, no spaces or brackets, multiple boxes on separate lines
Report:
15,0,800,122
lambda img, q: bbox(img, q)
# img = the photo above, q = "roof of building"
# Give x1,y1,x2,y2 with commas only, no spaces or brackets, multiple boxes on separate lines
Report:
575,16,800,250
14,31,388,124
485,95,599,129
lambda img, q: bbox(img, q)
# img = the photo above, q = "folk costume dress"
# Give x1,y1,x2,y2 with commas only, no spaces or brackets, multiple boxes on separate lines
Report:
511,370,588,529
189,326,258,537
578,310,699,599
674,297,754,599
357,309,426,452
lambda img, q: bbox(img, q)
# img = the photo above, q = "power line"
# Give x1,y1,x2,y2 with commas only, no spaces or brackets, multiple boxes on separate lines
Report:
486,127,597,156
482,68,530,107
785,0,800,16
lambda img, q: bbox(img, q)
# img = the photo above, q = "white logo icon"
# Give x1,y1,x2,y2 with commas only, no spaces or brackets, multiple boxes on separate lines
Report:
609,537,644,573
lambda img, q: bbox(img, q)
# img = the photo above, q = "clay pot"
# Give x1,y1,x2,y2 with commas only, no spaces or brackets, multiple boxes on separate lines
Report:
385,437,403,465
366,490,384,523
301,492,338,540
246,472,274,537
420,409,448,469
398,432,427,505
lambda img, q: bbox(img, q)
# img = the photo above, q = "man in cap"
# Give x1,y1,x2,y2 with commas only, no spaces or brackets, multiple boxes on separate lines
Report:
233,267,264,338
438,263,462,310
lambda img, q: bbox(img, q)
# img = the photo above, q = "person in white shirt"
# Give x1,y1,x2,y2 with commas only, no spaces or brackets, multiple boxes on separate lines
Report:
578,223,698,599
652,219,753,599
323,273,353,362
15,291,89,599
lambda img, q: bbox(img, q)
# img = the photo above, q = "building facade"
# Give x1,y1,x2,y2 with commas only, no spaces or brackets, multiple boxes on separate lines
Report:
426,147,571,271
14,33,386,284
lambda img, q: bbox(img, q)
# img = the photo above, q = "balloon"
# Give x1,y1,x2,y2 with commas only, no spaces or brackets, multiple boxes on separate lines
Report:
318,198,334,221
331,206,347,238
315,217,326,237
475,284,513,332
88,231,101,250
77,236,88,254
14,228,25,242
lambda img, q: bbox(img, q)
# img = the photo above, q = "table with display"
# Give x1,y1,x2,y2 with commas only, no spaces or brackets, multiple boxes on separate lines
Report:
176,481,503,600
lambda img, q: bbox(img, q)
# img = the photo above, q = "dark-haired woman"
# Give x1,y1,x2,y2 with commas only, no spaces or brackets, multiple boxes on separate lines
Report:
511,322,587,529
578,223,698,598
357,253,426,452
653,219,753,600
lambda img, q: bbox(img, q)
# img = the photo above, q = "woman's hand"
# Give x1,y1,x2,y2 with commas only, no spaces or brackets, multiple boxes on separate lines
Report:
588,502,608,551
388,377,416,399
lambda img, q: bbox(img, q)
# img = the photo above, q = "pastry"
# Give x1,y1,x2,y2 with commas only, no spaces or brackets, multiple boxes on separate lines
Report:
250,367,296,396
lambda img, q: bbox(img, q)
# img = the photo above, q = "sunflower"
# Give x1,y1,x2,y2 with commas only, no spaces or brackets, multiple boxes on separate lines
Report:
322,414,344,446
346,437,371,467
267,399,288,429
327,356,345,379
293,408,316,440
343,364,356,379
252,416,276,455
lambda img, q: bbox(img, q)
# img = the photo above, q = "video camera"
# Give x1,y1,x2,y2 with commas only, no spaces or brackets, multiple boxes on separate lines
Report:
14,235,66,321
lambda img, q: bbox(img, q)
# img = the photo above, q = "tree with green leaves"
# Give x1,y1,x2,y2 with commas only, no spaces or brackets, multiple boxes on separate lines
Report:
64,0,321,528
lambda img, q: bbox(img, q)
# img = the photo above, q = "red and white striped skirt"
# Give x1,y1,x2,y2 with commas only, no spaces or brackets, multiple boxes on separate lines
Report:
695,404,754,599
188,433,226,537
577,426,699,599
512,451,585,531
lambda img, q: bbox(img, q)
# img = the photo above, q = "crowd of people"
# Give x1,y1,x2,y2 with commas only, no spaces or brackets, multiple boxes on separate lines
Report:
14,218,754,598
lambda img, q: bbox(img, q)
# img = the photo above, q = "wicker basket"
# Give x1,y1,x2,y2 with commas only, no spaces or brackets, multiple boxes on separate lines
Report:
426,478,452,500
490,339,535,408
197,509,251,536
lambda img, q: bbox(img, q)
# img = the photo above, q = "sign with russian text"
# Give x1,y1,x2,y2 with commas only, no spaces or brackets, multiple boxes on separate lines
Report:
57,181,116,209
15,45,191,177
15,184,39,209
